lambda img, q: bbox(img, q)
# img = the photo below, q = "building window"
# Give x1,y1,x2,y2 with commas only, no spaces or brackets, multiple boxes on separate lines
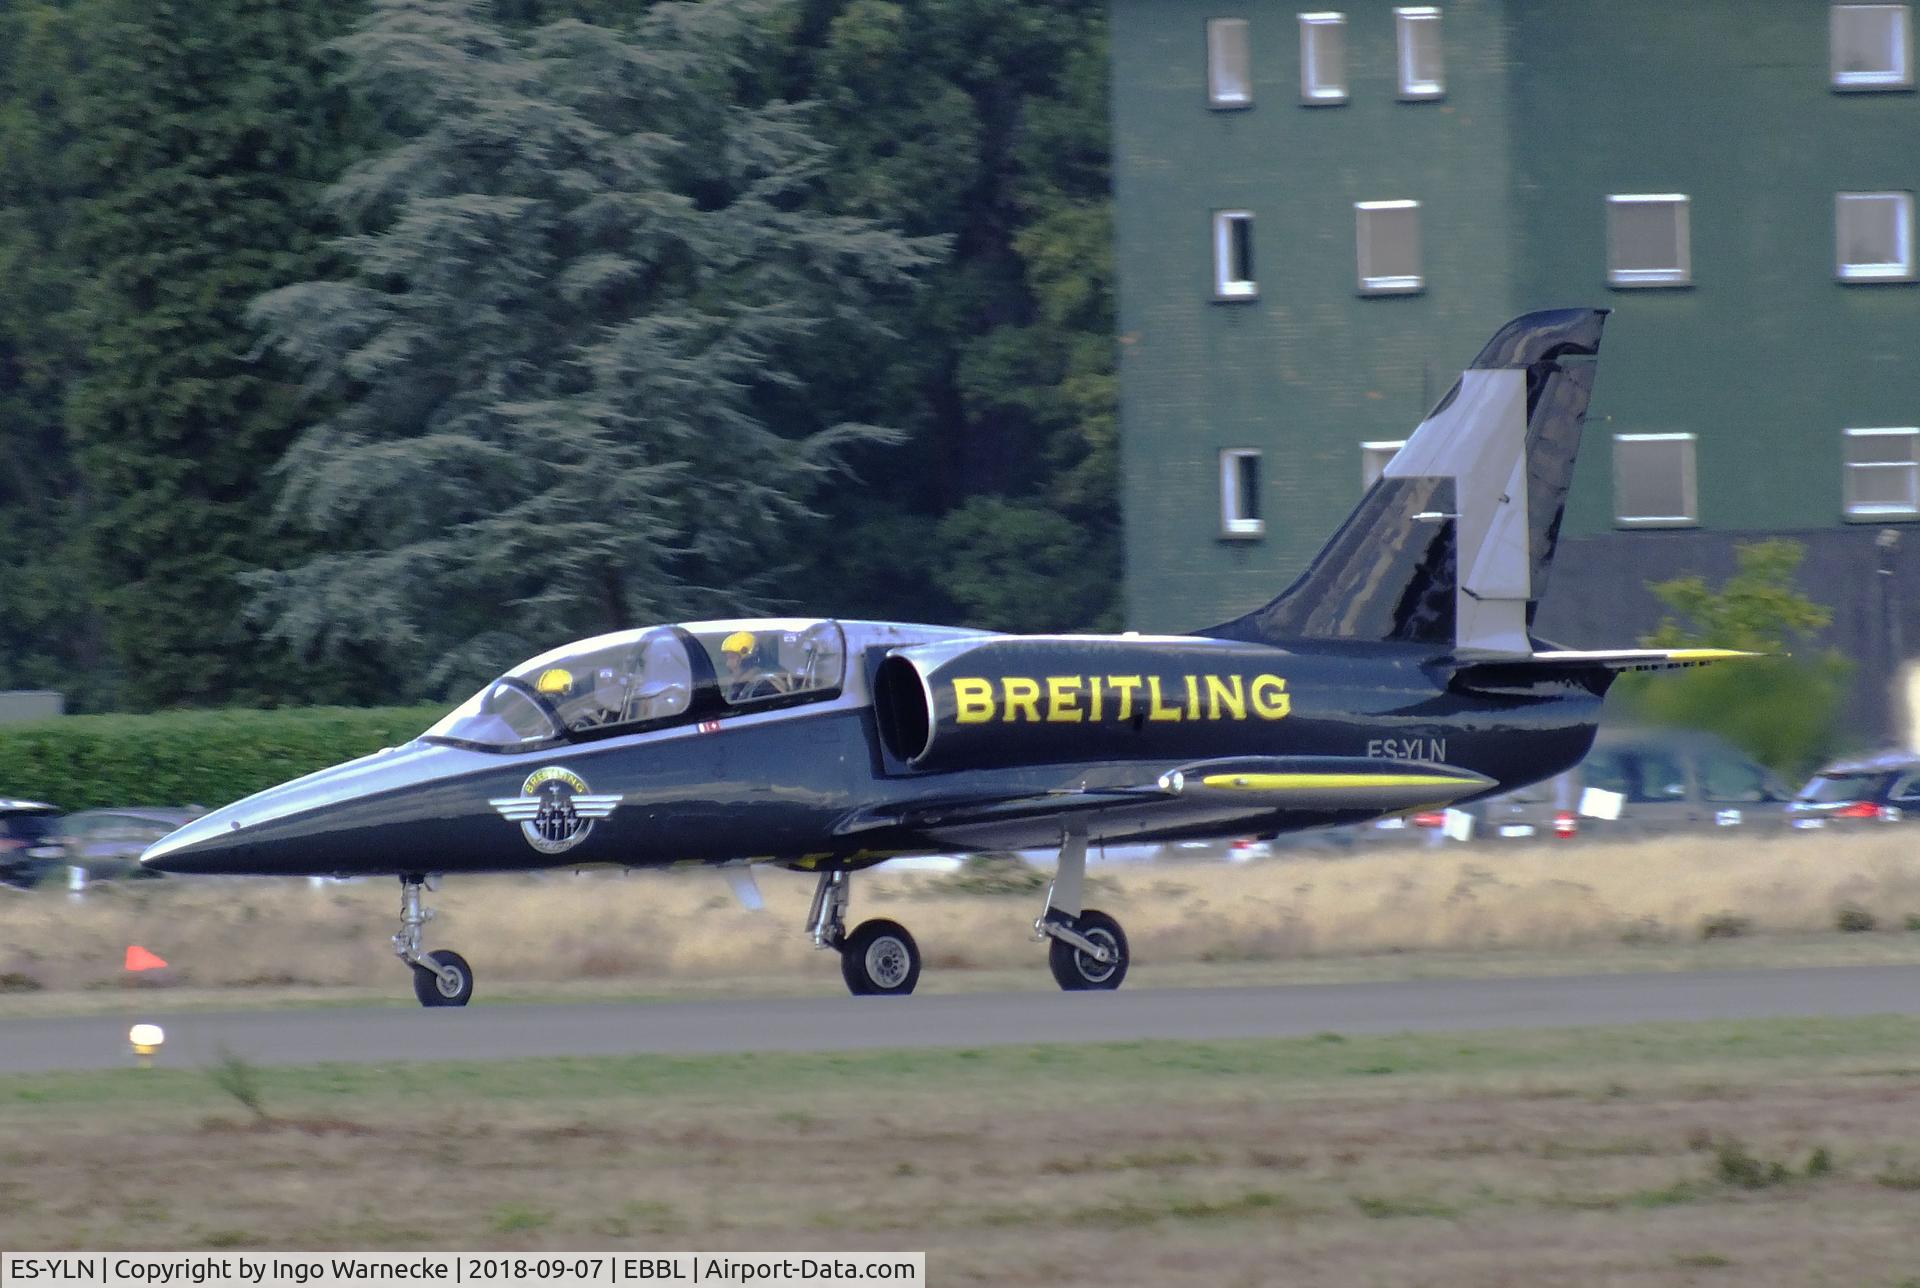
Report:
1395,7,1443,100
1606,194,1691,287
1300,13,1347,104
1614,434,1698,527
1836,192,1915,281
1208,18,1252,108
1355,200,1423,294
1212,210,1257,299
1831,4,1913,90
1221,449,1264,537
1361,440,1405,489
1844,427,1920,518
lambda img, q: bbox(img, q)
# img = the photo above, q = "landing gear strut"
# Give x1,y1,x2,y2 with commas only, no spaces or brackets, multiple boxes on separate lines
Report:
1034,827,1130,991
808,868,921,996
394,874,473,1007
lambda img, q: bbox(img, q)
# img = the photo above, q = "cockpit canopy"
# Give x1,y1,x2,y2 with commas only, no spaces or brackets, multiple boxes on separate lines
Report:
423,619,848,751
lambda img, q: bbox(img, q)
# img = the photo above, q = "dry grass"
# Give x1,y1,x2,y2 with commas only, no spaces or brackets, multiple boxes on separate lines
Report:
3,1019,1919,1285
3,831,1919,994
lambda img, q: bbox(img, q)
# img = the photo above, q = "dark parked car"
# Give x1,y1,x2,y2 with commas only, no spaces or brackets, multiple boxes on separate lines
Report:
0,798,67,888
1788,753,1920,831
58,807,205,879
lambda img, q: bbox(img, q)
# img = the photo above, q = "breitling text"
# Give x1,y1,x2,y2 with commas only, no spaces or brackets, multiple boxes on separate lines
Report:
951,674,1291,724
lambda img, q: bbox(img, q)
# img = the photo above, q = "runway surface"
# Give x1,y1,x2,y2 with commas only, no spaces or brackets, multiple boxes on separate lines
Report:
5,964,1916,1073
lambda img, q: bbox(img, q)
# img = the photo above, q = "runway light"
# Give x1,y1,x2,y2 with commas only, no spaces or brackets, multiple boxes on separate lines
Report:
129,1023,165,1066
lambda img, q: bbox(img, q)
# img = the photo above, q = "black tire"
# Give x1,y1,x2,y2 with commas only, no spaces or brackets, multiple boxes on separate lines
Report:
1049,909,1129,991
839,919,921,996
411,949,474,1007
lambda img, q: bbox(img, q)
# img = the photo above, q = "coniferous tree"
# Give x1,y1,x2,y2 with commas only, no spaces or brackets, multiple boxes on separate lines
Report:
250,0,940,695
60,0,367,708
771,0,1119,632
0,1,101,697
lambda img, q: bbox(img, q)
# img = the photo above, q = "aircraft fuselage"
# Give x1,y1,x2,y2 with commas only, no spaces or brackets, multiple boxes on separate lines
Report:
144,624,1602,878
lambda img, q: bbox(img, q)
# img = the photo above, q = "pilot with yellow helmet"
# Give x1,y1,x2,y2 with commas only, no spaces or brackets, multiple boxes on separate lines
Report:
720,630,785,703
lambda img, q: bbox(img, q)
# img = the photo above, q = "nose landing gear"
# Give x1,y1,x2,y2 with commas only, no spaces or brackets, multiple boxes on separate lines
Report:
394,874,473,1007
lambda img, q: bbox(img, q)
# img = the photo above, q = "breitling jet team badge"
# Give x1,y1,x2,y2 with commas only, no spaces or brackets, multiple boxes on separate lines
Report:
489,766,623,854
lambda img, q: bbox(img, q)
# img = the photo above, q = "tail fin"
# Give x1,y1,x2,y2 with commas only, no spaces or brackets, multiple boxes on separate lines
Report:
1201,308,1608,656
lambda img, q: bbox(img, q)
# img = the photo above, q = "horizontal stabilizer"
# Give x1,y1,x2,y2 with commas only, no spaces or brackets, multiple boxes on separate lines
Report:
1449,648,1762,696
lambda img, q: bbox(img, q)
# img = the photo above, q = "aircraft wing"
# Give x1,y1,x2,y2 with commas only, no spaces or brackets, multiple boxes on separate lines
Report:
835,755,1494,845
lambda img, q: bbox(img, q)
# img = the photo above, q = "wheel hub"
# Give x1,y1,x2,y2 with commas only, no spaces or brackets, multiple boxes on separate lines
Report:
867,937,911,989
1076,930,1119,983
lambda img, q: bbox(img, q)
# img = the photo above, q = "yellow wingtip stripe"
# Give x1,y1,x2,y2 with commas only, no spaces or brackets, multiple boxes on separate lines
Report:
1661,648,1763,661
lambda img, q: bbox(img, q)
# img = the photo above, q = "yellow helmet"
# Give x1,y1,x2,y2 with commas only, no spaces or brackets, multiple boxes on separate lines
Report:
721,630,756,656
535,667,574,695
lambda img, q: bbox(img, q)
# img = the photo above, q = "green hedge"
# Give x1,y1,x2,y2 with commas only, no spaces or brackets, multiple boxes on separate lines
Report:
0,706,447,811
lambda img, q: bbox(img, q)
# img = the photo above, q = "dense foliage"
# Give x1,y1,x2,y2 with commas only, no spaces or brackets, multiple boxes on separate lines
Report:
0,706,444,810
1618,539,1853,779
0,0,1115,711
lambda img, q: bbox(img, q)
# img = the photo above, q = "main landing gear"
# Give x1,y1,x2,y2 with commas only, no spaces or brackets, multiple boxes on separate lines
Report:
804,825,1131,997
806,869,922,996
395,874,473,1007
1033,827,1130,991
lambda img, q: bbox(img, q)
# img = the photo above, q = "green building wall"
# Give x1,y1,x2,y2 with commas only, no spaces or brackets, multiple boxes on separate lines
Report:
1112,0,1920,633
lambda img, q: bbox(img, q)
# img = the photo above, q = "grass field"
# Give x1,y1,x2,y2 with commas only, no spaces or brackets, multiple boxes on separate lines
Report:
4,831,1919,999
4,1017,1920,1284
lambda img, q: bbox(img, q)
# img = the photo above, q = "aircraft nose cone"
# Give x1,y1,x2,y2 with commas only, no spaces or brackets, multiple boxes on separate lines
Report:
141,811,248,875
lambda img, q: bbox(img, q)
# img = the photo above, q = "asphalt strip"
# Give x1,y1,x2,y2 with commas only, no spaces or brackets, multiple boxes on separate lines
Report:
2,964,1916,1073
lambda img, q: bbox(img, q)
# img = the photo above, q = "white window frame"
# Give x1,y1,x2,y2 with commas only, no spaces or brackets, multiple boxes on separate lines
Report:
1394,7,1444,100
1355,200,1423,295
1836,191,1916,282
1831,4,1913,90
1207,18,1253,109
1220,449,1265,538
1212,210,1257,300
1844,427,1920,519
1606,194,1692,288
1613,433,1699,528
1361,440,1405,490
1300,12,1348,105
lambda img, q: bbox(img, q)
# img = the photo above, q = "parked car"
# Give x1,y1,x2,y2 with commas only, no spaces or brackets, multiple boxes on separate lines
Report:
0,798,67,888
1471,728,1795,842
57,807,205,879
1788,752,1920,831
1313,728,1793,848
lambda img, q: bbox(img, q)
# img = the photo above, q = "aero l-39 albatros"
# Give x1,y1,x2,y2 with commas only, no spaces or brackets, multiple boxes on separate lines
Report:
144,309,1747,1007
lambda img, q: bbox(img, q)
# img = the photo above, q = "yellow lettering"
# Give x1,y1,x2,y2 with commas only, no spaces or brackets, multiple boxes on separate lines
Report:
1205,674,1246,720
953,678,996,724
1088,675,1103,721
1002,676,1042,722
1045,676,1085,722
1146,675,1183,721
1107,675,1143,720
1250,674,1291,720
1184,674,1200,718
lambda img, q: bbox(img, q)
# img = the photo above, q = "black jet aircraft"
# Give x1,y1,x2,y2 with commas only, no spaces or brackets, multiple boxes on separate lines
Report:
144,308,1747,1006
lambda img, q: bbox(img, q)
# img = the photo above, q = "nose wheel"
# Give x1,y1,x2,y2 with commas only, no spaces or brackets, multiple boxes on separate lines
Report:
411,948,474,1007
394,875,473,1007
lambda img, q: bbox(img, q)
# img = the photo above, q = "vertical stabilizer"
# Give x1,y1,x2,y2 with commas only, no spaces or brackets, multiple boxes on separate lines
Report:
1200,308,1607,656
